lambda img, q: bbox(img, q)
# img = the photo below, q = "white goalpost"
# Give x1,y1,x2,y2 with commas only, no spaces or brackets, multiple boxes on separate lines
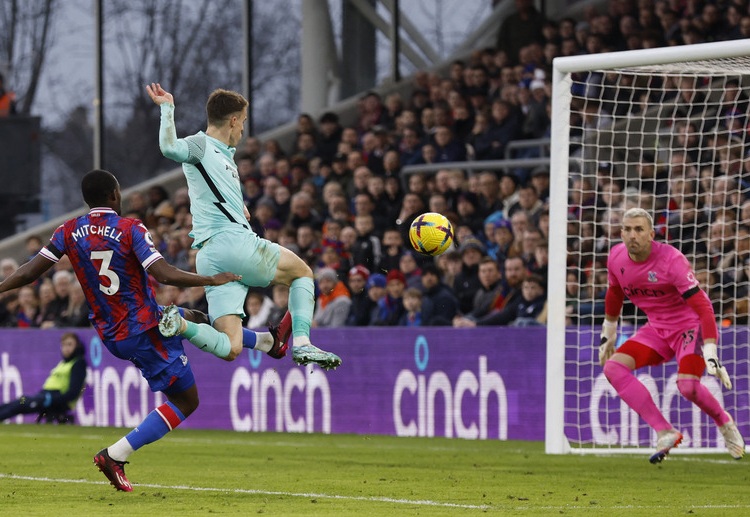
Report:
546,40,750,455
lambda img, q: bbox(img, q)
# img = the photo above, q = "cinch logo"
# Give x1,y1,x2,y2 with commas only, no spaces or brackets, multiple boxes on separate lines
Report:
392,336,507,439
78,366,164,427
0,353,23,422
623,285,666,297
229,352,332,433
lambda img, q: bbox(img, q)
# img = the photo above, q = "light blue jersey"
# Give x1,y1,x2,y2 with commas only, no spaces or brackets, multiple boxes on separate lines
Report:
158,103,250,247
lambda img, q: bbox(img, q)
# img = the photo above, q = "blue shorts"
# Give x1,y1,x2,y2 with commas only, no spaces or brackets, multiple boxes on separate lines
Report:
103,326,195,394
196,228,281,321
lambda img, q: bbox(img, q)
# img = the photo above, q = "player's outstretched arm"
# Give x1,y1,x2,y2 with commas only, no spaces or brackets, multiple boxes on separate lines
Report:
147,258,240,288
0,255,55,294
145,82,190,163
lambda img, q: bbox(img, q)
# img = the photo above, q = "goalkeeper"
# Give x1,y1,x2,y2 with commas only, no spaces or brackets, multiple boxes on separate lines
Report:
599,208,745,463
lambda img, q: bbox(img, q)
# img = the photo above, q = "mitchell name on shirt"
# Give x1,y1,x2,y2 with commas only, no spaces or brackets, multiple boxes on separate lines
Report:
71,224,123,242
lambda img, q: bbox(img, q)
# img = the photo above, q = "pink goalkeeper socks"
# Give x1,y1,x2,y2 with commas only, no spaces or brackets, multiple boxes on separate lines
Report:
676,378,730,427
603,360,672,432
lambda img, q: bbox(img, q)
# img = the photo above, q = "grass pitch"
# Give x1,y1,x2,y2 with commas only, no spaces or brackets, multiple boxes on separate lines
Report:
0,426,749,516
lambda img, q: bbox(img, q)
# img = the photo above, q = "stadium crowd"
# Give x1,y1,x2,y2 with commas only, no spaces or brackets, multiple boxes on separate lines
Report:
3,0,750,329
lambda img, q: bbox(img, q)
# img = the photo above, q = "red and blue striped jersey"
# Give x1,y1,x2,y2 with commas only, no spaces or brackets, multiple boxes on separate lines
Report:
40,208,164,341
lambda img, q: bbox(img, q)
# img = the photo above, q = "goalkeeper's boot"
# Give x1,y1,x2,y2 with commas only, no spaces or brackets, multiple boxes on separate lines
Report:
292,343,342,370
719,413,745,460
158,304,184,338
649,428,683,464
267,312,291,360
94,448,133,492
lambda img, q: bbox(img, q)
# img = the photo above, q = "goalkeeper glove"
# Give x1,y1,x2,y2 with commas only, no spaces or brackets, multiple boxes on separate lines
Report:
599,320,617,366
703,342,732,390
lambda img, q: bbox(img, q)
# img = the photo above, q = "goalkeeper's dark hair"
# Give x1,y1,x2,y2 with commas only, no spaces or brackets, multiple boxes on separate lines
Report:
206,89,248,126
81,169,118,207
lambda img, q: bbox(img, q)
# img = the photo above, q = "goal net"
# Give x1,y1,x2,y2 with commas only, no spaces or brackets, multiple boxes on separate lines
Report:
546,40,750,455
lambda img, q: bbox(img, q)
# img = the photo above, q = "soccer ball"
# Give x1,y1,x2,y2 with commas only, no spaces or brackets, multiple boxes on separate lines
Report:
409,212,454,256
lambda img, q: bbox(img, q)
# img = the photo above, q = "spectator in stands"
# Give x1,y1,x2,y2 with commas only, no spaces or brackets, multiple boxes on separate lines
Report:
453,257,502,325
395,192,425,244
485,99,522,160
56,280,90,328
358,91,385,134
361,273,384,324
417,263,458,326
453,236,486,314
371,269,406,326
35,279,57,328
345,265,371,326
510,273,547,326
265,284,289,327
0,332,86,423
351,213,382,272
244,290,274,330
0,73,17,117
432,125,467,163
0,257,19,281
312,267,351,328
287,191,323,231
15,285,39,328
487,218,515,264
496,0,547,66
398,251,423,290
399,288,425,326
45,270,73,325
454,255,526,327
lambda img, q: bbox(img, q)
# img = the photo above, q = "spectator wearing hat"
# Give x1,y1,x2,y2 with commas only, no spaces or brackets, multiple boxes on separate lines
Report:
453,236,486,314
487,218,515,264
364,273,387,325
312,268,352,328
371,270,407,326
346,265,374,326
419,264,459,326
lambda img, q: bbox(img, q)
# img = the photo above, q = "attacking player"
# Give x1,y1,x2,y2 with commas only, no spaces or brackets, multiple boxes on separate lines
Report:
146,82,341,370
0,169,260,491
599,207,745,463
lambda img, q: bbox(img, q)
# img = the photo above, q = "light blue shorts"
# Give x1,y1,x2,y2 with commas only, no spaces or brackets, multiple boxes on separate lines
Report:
196,228,281,321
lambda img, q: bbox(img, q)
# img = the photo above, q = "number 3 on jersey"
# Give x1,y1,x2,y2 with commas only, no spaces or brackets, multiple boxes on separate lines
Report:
91,250,120,295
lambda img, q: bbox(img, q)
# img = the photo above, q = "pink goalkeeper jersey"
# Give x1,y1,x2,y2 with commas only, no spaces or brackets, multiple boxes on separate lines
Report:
607,240,701,330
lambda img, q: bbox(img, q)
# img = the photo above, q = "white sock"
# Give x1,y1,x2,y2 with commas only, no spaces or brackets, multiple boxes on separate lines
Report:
254,332,273,353
108,437,135,462
294,335,311,346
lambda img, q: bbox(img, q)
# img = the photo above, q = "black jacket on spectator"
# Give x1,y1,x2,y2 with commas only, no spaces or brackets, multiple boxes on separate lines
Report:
347,291,375,326
453,263,482,314
350,234,382,272
421,282,459,325
476,289,524,326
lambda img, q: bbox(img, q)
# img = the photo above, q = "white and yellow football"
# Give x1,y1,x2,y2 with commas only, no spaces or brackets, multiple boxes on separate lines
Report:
409,212,454,256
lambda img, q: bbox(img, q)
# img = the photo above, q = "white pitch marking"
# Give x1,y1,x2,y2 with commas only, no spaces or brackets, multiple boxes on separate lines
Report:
0,473,491,510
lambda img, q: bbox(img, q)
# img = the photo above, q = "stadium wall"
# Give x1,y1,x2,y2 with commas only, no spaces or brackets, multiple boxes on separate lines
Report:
0,327,545,440
3,327,747,448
